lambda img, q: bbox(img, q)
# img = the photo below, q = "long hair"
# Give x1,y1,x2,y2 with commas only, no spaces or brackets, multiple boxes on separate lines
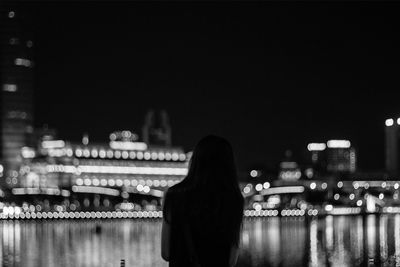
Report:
180,135,244,247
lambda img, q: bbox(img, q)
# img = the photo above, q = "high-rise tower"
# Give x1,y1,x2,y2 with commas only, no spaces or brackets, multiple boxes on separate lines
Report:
385,118,400,176
0,4,35,183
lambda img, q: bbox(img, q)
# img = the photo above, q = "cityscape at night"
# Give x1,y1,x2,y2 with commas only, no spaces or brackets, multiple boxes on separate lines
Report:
1,1,400,267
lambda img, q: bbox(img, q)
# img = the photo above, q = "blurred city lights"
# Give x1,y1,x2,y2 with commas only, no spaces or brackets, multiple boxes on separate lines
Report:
250,170,258,177
307,143,326,151
385,118,394,126
255,183,263,191
310,182,316,190
327,140,351,149
263,182,270,189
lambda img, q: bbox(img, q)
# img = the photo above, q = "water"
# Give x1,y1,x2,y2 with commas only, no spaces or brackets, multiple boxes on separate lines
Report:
1,215,400,267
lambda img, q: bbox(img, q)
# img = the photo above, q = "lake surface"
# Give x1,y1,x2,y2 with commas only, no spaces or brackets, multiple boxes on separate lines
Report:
1,215,399,267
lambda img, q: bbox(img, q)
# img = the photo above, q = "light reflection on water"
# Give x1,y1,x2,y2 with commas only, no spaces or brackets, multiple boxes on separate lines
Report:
239,214,400,267
2,215,400,266
0,220,166,267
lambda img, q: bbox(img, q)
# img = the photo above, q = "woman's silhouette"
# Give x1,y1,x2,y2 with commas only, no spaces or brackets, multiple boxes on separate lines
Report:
161,135,244,267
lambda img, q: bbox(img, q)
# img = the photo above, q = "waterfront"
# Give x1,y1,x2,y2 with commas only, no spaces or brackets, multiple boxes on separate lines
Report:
1,215,400,267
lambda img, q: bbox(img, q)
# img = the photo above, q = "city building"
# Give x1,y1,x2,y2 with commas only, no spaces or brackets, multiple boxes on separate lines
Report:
0,5,35,185
385,117,400,176
326,140,356,173
8,129,189,212
307,143,326,170
306,140,356,174
278,150,302,181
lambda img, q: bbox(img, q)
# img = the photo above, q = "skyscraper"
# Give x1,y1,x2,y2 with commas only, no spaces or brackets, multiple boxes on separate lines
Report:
306,140,356,174
385,118,399,176
326,140,356,173
0,4,35,184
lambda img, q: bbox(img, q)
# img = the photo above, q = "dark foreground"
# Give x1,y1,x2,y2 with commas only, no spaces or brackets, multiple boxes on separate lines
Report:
0,214,398,266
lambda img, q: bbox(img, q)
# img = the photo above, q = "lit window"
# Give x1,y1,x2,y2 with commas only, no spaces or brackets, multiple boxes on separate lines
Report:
7,111,27,119
9,38,19,45
15,58,32,67
8,11,15,18
3,84,17,92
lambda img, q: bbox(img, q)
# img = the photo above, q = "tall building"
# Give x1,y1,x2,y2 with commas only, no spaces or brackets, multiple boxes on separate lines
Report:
307,143,327,171
326,140,356,173
142,110,172,147
0,4,35,184
306,140,356,174
385,118,399,176
278,150,302,181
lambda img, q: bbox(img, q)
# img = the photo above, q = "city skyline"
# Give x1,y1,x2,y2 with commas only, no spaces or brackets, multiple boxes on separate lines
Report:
2,3,400,267
12,2,400,170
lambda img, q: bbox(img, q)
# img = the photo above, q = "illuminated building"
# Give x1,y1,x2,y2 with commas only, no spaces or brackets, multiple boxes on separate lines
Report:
306,140,356,174
385,117,400,176
0,5,35,184
307,143,326,169
326,140,356,173
279,150,301,181
12,130,188,211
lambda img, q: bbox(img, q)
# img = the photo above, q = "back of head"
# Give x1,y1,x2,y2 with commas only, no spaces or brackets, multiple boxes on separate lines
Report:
187,135,238,189
183,135,244,247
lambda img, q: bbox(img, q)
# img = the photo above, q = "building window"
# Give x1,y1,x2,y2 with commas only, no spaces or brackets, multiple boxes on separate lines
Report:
8,11,15,18
3,84,17,92
15,58,32,67
9,38,19,45
7,111,27,119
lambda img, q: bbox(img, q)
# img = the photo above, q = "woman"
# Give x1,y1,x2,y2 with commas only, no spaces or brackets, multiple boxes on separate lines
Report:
161,135,244,267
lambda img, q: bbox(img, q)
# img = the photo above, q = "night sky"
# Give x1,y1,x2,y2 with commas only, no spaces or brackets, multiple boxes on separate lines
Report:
25,2,400,171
